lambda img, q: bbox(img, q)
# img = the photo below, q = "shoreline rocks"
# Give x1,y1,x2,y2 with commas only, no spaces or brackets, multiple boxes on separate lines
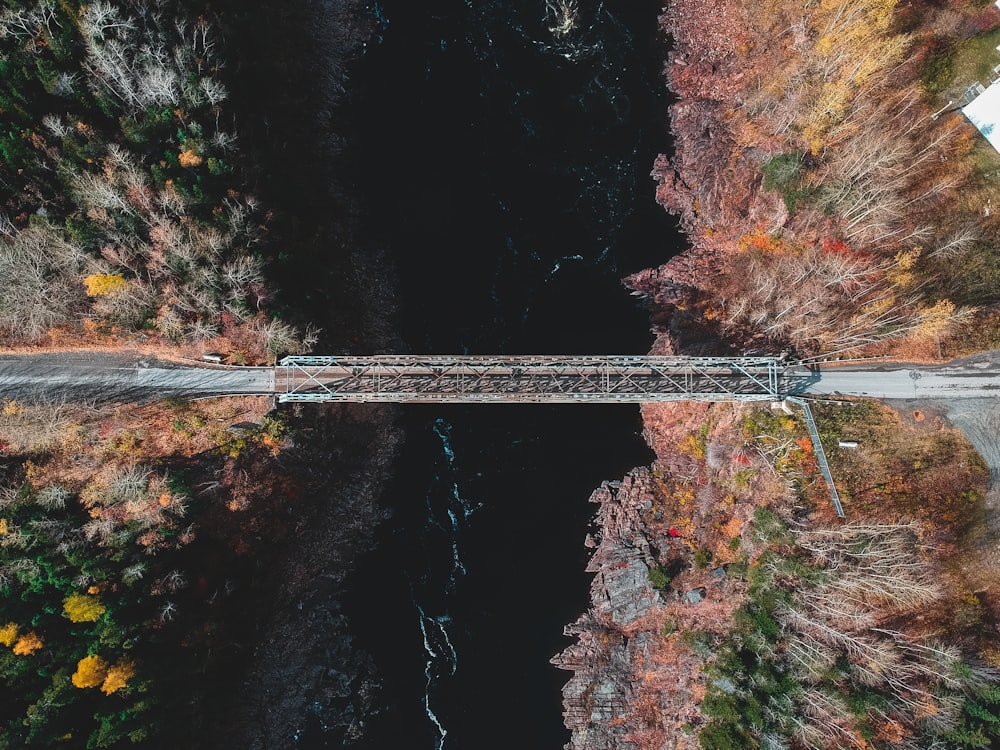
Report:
553,471,667,750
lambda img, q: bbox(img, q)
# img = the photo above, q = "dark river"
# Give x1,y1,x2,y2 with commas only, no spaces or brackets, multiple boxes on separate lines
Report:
340,2,680,747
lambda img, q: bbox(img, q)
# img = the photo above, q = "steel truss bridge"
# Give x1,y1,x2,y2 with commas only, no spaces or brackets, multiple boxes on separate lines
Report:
275,355,796,403
274,354,838,512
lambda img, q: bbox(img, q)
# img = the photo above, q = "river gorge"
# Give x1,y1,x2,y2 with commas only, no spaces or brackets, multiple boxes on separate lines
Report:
338,1,677,747
2,0,997,746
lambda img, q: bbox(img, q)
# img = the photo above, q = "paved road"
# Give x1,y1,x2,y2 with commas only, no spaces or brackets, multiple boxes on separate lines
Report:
0,352,273,402
789,351,1000,400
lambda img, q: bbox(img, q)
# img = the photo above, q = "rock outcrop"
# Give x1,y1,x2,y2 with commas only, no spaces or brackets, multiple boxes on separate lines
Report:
555,401,772,750
553,471,672,750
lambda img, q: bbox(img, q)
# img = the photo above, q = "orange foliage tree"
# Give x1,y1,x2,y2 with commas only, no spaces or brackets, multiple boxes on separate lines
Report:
12,632,44,656
71,654,109,689
100,658,137,695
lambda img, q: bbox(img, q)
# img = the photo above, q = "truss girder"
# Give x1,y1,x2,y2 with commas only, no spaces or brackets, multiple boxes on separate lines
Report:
276,355,783,404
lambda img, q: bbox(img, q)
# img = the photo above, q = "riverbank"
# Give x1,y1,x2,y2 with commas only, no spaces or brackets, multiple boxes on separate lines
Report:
198,1,410,746
552,1,795,740
0,0,408,745
556,0,1000,747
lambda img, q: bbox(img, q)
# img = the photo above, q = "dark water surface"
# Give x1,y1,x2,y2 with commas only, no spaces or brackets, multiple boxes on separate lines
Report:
343,2,681,747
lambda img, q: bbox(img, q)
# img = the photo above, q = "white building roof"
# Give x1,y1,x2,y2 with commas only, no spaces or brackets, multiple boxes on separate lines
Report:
963,80,1000,153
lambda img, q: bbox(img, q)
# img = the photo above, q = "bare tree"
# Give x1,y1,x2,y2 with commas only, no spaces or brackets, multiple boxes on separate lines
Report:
0,0,60,43
122,562,146,585
250,317,309,359
545,0,579,38
161,570,187,593
91,278,156,328
35,485,69,511
0,224,86,340
199,77,228,106
211,130,238,152
221,256,264,290
41,114,69,138
71,169,135,216
930,226,981,260
82,517,115,543
184,319,219,342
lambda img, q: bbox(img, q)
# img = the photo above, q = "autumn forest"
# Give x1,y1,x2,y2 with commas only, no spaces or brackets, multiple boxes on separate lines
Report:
3,0,1000,748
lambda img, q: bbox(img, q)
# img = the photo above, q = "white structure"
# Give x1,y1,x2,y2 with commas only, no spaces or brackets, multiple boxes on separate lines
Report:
963,80,1000,154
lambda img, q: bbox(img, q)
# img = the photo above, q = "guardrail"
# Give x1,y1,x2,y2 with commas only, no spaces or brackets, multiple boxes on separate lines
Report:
787,396,845,518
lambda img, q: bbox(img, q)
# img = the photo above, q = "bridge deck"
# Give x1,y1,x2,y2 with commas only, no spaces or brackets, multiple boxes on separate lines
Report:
276,355,783,403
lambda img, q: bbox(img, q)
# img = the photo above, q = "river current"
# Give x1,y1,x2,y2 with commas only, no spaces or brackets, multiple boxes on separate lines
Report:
341,2,680,747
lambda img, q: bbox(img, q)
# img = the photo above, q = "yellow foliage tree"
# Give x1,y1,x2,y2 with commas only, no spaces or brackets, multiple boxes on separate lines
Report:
0,622,17,647
912,300,961,342
1,399,23,416
72,654,109,688
12,632,44,655
63,593,107,623
886,247,921,289
83,273,128,297
799,0,908,149
100,658,137,695
678,432,707,459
